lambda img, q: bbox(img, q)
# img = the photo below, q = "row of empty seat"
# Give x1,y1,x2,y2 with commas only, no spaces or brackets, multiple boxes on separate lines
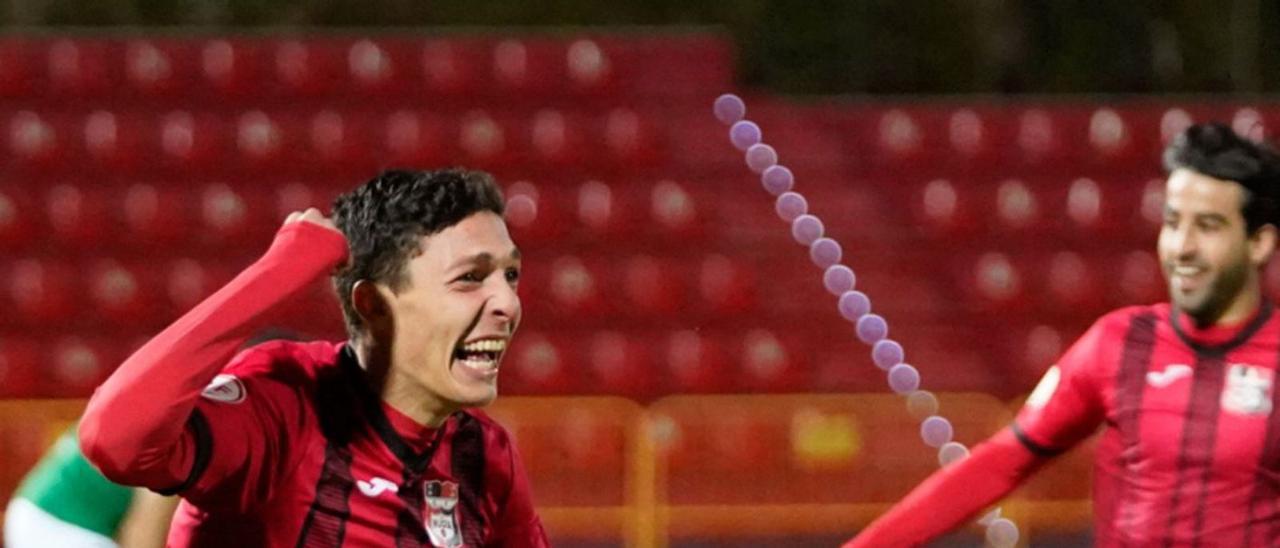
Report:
0,35,733,101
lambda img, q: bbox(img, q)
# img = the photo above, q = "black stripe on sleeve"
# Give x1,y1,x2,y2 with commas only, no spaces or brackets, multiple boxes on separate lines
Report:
156,408,214,496
1010,422,1065,457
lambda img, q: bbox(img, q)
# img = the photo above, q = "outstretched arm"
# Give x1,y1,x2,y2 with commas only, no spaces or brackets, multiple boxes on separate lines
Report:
79,210,347,490
843,428,1045,548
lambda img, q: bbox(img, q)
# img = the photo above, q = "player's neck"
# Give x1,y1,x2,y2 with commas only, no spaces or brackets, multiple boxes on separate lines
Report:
351,341,455,428
1192,280,1263,330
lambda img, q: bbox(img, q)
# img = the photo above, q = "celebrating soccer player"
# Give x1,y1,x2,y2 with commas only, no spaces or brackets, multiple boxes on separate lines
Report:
78,169,549,546
846,123,1280,546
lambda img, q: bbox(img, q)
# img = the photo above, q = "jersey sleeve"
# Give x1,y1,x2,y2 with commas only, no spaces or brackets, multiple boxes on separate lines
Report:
1013,314,1117,454
78,222,347,498
490,434,549,547
161,344,312,512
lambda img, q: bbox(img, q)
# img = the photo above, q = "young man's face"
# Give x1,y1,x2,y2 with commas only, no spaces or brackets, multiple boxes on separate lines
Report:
384,211,521,409
1158,168,1265,324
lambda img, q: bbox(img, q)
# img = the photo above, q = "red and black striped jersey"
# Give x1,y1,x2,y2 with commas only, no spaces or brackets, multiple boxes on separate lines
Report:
163,339,548,547
1017,301,1280,546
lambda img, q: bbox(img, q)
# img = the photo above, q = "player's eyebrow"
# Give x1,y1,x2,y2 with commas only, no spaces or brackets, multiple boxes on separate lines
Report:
448,248,521,271
1162,206,1230,225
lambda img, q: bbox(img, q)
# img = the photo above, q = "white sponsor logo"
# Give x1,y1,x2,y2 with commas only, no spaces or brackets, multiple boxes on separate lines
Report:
200,374,245,403
1222,364,1273,416
1147,364,1193,388
1025,366,1060,409
356,477,399,498
425,480,462,548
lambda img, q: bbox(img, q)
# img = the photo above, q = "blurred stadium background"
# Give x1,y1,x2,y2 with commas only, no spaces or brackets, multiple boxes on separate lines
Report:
1,1,1279,546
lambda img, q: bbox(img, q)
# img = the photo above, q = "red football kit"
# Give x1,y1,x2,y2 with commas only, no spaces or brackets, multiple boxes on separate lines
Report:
79,222,549,547
849,302,1280,547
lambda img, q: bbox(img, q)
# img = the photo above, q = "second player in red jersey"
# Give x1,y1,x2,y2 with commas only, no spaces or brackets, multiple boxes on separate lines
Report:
79,169,550,547
847,123,1280,546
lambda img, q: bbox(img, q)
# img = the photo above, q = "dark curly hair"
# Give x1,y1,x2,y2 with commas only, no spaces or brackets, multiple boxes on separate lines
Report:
1164,122,1280,235
331,168,506,338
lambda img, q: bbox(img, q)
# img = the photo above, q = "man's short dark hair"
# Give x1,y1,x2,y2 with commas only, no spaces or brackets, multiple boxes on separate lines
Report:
331,168,506,337
1164,122,1280,234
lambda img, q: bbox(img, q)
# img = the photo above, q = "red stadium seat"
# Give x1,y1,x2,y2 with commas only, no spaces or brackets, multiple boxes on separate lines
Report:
1131,177,1165,238
458,110,514,166
663,329,731,393
910,178,979,240
197,183,273,246
648,179,704,241
1086,107,1148,167
956,251,1029,313
46,336,119,397
565,38,617,96
45,39,112,96
307,110,373,170
8,258,77,325
0,337,39,397
1113,249,1164,307
990,178,1043,236
235,110,298,168
585,331,653,398
622,255,684,315
87,258,161,324
8,110,62,167
0,38,35,98
696,254,756,316
272,39,340,96
529,109,587,167
1040,250,1105,315
124,39,195,97
602,107,659,168
1231,107,1268,143
121,183,192,247
420,38,486,96
945,108,1004,172
556,406,627,471
872,108,932,173
382,110,451,168
159,110,228,169
491,38,565,98
166,258,236,314
737,329,807,392
502,331,578,394
573,179,643,238
546,255,608,318
83,110,146,169
46,182,112,248
502,180,567,244
0,185,39,250
1013,108,1073,170
345,39,401,96
200,39,265,97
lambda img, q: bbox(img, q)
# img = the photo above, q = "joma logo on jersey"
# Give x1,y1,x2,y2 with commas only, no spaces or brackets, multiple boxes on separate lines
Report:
425,480,462,548
1222,364,1274,416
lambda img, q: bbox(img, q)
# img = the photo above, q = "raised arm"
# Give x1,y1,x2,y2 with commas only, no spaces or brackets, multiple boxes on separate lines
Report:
79,211,347,490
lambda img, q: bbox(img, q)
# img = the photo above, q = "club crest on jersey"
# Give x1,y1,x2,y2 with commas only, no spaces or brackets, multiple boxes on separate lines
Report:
424,480,462,548
1221,364,1273,416
200,374,245,404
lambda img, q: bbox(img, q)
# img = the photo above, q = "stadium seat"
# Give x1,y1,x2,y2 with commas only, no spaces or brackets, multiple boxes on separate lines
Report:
458,110,514,166
121,183,193,247
306,109,373,170
0,185,39,250
0,337,39,397
696,254,756,316
235,109,298,168
159,110,228,169
382,109,451,169
503,180,568,243
565,38,616,96
602,107,659,168
662,329,731,393
737,329,807,392
420,38,486,96
955,251,1029,314
546,255,608,318
944,107,1004,172
8,110,62,167
909,178,979,240
1112,249,1164,307
124,39,195,98
648,179,704,241
491,38,564,99
166,258,236,314
529,109,587,167
271,39,340,96
45,39,112,96
46,182,112,248
197,183,274,246
87,258,161,324
1039,250,1105,315
1086,107,1148,168
45,336,119,397
345,38,402,96
622,255,684,316
502,331,578,394
7,258,78,325
200,39,265,98
990,178,1044,237
83,110,147,169
0,38,34,98
585,331,654,398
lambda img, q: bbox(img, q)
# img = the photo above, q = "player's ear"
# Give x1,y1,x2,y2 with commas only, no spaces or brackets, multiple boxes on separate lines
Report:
1249,223,1277,266
351,279,391,327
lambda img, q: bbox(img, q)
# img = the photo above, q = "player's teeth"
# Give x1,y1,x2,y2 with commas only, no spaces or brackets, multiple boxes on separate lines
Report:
461,339,506,353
